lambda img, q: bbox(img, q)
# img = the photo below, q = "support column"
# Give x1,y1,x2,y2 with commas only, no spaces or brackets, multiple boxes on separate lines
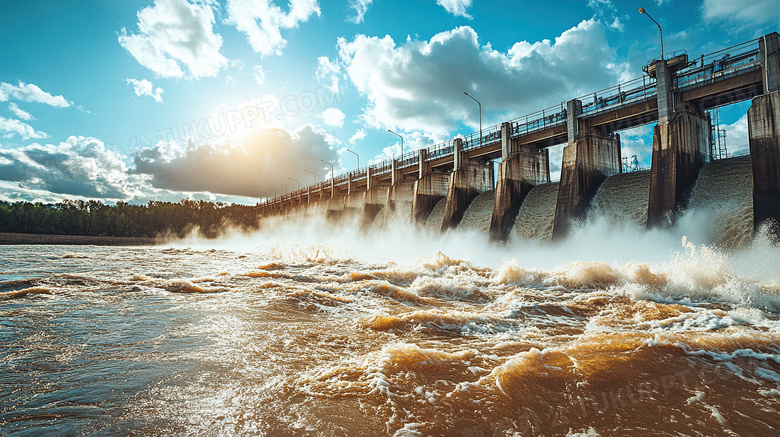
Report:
361,167,390,229
760,32,780,94
646,111,710,228
386,158,415,221
489,123,550,242
411,149,450,225
326,181,345,222
749,92,780,237
553,99,621,240
344,173,363,218
441,138,493,231
643,57,712,229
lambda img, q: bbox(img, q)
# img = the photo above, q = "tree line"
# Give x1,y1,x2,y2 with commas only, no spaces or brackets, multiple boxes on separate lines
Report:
0,199,262,238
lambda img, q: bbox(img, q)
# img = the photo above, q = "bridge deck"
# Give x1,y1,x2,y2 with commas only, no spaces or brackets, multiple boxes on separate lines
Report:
273,37,764,204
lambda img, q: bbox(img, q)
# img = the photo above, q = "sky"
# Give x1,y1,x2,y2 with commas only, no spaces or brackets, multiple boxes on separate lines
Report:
1,0,778,205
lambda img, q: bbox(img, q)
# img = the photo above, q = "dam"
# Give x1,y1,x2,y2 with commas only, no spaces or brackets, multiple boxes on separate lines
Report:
260,32,780,243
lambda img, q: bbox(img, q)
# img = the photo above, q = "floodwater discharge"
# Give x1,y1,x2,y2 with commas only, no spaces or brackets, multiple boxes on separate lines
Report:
459,190,495,233
2,157,780,436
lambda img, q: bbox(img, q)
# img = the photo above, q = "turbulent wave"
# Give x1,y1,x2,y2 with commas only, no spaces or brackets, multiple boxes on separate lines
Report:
1,156,779,436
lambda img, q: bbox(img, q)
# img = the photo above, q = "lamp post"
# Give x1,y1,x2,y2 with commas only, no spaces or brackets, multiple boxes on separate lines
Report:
304,169,316,184
387,129,404,159
320,159,334,179
259,190,268,203
278,182,288,194
345,148,360,170
463,91,482,143
288,177,300,191
266,186,276,200
638,7,664,60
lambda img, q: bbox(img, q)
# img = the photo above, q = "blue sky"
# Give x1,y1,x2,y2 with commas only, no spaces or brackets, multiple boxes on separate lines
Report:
1,0,778,205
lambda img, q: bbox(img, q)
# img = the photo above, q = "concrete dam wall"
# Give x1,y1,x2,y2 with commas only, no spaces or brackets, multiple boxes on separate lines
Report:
258,32,780,246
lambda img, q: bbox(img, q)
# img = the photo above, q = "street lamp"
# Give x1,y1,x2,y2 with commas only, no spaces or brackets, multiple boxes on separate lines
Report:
288,177,300,191
278,182,288,194
304,169,317,184
259,190,268,203
463,91,482,143
638,7,664,60
387,129,404,159
266,186,276,198
345,148,360,170
320,159,334,179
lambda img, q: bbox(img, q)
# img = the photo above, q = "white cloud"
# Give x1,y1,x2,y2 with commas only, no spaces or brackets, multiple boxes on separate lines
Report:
0,125,343,202
126,78,164,103
718,113,750,156
588,0,623,32
337,20,626,138
0,116,46,140
315,55,341,93
8,102,33,120
436,0,472,19
0,136,135,199
609,17,624,32
348,0,372,24
349,129,366,144
701,0,780,26
320,108,345,127
547,144,565,182
226,0,321,56
133,124,338,197
587,0,615,13
617,125,653,168
119,0,227,79
0,81,70,107
252,65,267,85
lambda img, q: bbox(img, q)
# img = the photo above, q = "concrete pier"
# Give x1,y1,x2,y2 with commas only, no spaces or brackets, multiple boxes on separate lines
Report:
386,181,414,220
552,99,621,240
552,134,621,239
749,33,780,236
342,173,362,218
361,167,390,229
489,122,550,242
385,159,415,223
412,149,450,225
749,92,780,236
441,138,493,231
326,194,345,222
646,110,710,227
645,58,712,228
344,193,363,218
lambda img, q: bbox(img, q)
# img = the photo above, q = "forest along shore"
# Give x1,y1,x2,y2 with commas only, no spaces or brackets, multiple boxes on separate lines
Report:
0,233,161,246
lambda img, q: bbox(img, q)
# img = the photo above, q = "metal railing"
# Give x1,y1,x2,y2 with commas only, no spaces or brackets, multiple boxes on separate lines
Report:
675,38,761,92
578,75,658,118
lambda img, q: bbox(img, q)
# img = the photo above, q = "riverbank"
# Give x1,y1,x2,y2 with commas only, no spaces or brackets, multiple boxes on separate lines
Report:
0,233,162,246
